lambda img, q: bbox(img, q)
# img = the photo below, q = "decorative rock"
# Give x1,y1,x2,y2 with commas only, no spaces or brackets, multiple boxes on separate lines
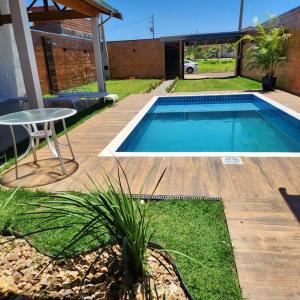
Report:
63,289,75,298
62,281,72,289
0,236,188,299
39,277,48,287
2,269,12,276
13,272,23,283
0,277,10,293
23,283,33,292
100,266,108,273
6,252,19,262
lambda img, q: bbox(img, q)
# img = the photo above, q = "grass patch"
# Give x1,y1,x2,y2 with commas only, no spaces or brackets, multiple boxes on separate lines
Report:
197,58,236,73
0,189,242,299
66,79,161,100
174,76,261,92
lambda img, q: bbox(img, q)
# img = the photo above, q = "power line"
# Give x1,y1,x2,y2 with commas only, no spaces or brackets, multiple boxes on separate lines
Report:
108,16,150,30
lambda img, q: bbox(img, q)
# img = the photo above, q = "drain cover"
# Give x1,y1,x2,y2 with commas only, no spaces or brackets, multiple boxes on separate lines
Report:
222,157,243,165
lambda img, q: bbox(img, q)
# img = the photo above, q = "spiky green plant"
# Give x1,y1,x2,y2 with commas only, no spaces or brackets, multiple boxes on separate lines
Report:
239,20,291,76
21,161,166,292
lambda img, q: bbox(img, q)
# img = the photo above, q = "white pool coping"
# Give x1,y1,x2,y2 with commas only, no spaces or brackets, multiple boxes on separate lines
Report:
99,92,300,158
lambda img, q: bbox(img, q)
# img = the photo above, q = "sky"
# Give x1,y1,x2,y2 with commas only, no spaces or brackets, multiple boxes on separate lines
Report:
27,0,300,41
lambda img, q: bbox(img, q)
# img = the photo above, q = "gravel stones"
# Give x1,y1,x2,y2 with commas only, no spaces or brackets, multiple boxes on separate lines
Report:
0,237,188,299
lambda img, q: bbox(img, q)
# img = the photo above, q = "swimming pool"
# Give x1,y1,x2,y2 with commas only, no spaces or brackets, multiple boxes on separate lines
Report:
101,93,300,157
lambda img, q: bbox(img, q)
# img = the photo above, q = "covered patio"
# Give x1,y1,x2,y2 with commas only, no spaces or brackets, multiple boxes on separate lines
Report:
160,31,243,80
0,0,122,109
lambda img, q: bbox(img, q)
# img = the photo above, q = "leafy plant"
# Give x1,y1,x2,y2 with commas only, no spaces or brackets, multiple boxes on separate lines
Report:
185,45,193,60
238,20,291,76
207,46,221,59
194,45,204,59
224,43,235,54
21,161,166,293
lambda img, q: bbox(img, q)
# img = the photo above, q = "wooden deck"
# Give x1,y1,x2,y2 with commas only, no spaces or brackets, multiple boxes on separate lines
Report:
1,89,300,299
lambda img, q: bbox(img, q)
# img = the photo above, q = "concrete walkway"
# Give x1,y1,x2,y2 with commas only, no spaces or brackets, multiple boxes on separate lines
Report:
151,80,174,94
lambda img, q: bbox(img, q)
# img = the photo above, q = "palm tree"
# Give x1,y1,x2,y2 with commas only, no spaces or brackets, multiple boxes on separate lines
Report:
239,20,291,90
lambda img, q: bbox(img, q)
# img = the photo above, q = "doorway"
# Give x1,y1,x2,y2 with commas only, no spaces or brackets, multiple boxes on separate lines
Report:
164,42,183,79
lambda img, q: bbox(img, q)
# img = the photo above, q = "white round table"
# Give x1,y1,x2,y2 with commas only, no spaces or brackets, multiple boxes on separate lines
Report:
0,108,77,178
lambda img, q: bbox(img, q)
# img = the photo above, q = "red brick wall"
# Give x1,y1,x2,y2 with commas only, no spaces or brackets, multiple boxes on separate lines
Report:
62,19,92,36
32,32,165,93
32,30,96,93
240,6,300,95
107,39,165,79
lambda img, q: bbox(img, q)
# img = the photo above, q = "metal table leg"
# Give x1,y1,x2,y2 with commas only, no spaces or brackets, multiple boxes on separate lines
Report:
9,125,18,179
49,121,66,175
44,122,58,158
62,119,75,160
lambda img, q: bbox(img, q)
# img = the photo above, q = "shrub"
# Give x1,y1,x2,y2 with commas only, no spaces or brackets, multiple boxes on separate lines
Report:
238,19,291,76
22,162,166,293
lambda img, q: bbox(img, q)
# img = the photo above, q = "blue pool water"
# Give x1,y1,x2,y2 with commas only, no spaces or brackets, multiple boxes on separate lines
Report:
117,94,300,152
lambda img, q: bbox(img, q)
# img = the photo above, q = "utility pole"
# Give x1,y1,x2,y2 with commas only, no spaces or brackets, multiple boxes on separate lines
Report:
236,0,244,76
149,14,155,39
238,0,244,31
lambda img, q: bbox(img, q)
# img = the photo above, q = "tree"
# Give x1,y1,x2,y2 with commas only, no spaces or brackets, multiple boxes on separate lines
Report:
194,45,204,59
238,20,291,76
185,45,193,60
207,45,220,59
224,43,235,54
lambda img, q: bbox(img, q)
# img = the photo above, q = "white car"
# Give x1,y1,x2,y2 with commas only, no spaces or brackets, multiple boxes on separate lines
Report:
184,60,199,74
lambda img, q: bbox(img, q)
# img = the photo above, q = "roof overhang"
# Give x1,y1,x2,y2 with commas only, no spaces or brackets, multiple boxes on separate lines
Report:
55,0,122,19
0,0,122,26
160,31,243,45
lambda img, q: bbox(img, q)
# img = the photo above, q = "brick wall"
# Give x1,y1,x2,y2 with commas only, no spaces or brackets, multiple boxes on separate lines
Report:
32,30,96,94
107,39,165,79
240,6,300,95
31,6,92,38
32,33,165,94
61,19,92,38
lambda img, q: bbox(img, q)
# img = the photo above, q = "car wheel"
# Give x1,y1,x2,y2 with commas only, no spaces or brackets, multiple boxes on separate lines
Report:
187,67,194,74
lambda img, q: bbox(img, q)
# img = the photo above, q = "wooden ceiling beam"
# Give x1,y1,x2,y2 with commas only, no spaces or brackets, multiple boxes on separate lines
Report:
43,0,49,11
0,10,89,25
54,0,99,17
27,0,38,10
52,1,61,10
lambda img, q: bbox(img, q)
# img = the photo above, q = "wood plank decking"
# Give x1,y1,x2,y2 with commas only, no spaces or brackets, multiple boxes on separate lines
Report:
1,89,300,299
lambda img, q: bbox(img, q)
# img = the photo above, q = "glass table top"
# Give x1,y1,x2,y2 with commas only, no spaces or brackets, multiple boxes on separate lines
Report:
0,108,77,125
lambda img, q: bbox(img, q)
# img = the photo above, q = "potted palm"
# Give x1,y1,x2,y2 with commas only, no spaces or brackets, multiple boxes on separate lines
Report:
239,20,291,91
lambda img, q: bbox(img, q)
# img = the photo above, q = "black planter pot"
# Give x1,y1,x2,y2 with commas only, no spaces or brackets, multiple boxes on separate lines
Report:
262,75,277,91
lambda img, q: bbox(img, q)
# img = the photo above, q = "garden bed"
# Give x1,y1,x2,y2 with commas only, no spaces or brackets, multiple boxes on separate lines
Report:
0,189,242,299
0,237,187,299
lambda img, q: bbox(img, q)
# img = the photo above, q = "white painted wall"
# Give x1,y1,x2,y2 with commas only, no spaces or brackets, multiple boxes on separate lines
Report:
0,0,25,102
0,0,27,153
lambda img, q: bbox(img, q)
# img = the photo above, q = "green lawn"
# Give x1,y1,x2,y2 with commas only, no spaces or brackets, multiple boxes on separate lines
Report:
175,77,261,92
0,190,242,300
67,79,161,100
197,58,236,73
